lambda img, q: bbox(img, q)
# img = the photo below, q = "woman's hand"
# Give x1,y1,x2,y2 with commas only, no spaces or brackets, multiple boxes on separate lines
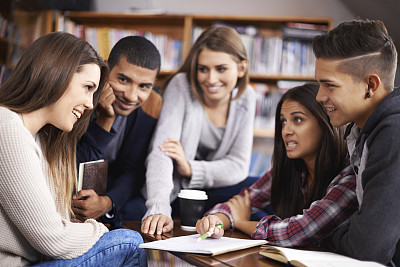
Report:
160,138,192,177
226,190,251,224
141,214,173,235
226,190,258,236
196,214,225,239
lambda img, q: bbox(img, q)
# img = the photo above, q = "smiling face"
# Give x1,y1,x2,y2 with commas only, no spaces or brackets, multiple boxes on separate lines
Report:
280,100,323,166
108,56,158,116
315,58,371,128
196,47,245,106
46,63,100,132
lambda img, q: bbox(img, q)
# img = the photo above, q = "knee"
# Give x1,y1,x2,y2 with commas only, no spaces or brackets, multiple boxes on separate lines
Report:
114,229,144,246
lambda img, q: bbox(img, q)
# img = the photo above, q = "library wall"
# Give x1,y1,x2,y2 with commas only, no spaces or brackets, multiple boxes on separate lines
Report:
94,0,356,27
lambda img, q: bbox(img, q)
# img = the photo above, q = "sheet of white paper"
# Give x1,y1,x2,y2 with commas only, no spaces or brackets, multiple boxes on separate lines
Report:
139,234,267,255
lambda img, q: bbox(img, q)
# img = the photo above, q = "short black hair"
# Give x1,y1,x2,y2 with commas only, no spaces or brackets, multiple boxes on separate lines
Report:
313,19,397,90
107,36,161,75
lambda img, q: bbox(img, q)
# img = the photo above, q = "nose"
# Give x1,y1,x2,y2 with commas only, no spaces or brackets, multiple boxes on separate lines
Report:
84,92,94,110
281,123,293,136
125,85,139,102
316,86,328,104
207,70,218,84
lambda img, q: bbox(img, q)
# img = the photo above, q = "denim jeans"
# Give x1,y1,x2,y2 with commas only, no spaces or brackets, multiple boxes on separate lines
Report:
34,229,147,267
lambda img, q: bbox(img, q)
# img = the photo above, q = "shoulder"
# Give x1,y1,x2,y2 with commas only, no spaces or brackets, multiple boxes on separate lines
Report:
238,84,256,103
0,107,25,134
0,107,38,152
141,88,163,119
329,164,356,188
0,107,18,121
165,73,191,94
366,112,400,149
232,84,256,112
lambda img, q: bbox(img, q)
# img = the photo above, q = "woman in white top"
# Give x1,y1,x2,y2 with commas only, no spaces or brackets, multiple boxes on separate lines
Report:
142,25,256,235
0,32,146,266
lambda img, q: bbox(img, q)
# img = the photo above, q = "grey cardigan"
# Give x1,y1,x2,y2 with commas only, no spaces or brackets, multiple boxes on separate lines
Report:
143,73,256,219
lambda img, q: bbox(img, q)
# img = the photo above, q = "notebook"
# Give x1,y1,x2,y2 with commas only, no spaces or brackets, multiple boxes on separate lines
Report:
139,234,267,256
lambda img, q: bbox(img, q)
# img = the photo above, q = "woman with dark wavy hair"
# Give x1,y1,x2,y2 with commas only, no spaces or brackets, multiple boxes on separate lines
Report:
197,83,358,248
0,32,146,266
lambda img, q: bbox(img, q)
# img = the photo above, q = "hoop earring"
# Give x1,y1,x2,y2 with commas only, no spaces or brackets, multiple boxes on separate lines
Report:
365,92,371,99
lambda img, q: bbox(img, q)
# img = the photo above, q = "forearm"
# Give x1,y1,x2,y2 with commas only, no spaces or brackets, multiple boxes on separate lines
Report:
95,115,115,132
213,213,231,231
76,120,115,163
234,220,258,236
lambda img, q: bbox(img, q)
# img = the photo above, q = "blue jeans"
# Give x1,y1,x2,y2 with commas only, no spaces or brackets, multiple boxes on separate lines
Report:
34,229,146,267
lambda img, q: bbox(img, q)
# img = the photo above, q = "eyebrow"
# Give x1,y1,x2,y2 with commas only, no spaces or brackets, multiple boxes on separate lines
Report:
291,111,306,116
197,64,228,68
281,111,307,116
117,73,132,82
87,81,98,88
139,82,154,87
317,79,334,83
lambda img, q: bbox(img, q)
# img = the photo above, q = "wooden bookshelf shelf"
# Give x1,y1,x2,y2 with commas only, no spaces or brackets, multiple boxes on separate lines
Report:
249,73,315,81
254,128,275,138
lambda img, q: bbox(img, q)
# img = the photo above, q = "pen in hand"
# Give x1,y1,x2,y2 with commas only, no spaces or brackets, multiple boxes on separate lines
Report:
197,223,224,242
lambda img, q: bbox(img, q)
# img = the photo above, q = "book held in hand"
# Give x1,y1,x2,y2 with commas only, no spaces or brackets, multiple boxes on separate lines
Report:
259,245,385,267
77,159,108,196
139,234,267,256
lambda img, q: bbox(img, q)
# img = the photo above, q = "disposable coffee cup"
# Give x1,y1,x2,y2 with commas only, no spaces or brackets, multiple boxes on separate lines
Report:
178,189,208,231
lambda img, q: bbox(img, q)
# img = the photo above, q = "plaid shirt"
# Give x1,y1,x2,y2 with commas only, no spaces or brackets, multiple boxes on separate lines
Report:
206,164,357,247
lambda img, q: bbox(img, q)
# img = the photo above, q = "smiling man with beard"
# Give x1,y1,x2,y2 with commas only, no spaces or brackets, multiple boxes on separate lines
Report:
73,36,162,228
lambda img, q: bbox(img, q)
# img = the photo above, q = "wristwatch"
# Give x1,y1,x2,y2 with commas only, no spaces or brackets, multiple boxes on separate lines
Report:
104,202,115,219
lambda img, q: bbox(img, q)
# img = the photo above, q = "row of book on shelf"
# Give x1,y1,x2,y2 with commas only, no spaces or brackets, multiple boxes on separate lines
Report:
56,14,183,71
0,64,12,86
0,14,19,42
252,80,307,133
192,21,328,76
56,13,326,76
1,11,47,68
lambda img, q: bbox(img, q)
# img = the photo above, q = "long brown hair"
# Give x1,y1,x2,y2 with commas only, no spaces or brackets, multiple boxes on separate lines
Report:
167,25,249,103
271,83,347,218
0,32,109,216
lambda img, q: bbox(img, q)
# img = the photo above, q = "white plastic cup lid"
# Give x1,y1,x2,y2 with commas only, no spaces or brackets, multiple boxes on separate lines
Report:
178,189,208,200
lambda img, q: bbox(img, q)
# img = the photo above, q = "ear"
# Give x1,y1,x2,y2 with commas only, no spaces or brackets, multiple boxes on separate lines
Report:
237,60,248,78
366,74,381,96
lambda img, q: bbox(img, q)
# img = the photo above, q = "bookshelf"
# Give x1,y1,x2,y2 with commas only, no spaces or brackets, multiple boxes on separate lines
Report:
0,7,52,85
0,2,10,66
0,0,12,83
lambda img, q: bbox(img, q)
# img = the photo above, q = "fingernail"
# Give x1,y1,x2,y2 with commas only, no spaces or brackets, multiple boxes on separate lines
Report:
157,230,161,235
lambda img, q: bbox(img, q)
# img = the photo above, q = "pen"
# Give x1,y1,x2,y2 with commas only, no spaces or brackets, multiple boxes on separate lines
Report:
197,223,224,242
